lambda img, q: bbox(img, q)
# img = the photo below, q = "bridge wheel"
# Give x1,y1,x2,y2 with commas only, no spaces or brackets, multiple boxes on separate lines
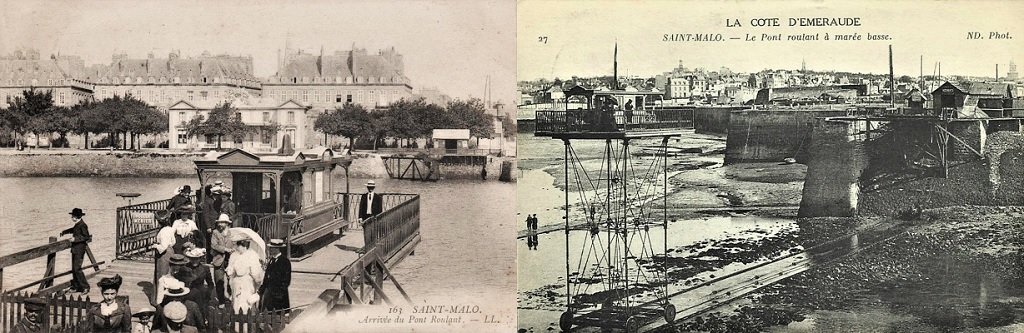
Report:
663,303,677,323
559,311,574,332
625,315,640,333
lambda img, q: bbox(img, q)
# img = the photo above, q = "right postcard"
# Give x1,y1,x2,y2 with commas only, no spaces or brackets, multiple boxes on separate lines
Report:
516,1,1024,332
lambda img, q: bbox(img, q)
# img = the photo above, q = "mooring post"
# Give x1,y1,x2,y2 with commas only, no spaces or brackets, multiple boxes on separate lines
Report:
40,237,57,291
563,138,571,311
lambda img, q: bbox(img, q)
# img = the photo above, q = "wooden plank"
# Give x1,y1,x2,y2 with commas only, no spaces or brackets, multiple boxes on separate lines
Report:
0,240,73,269
361,270,392,306
6,262,105,294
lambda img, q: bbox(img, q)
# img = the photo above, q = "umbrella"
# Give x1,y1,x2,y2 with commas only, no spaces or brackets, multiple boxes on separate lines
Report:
228,227,267,262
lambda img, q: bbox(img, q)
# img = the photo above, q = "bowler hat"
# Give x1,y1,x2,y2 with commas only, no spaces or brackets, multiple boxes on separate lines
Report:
267,239,286,248
23,297,46,312
163,302,187,323
69,208,85,217
169,254,190,266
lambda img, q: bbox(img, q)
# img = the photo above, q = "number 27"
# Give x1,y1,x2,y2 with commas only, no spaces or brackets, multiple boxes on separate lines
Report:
538,36,548,44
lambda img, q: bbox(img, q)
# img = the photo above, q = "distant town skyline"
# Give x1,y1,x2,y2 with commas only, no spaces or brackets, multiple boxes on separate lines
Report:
519,0,1023,82
1,0,515,105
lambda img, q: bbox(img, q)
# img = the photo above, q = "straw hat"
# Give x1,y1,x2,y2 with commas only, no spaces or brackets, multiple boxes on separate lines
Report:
184,248,206,258
366,180,376,188
163,277,190,298
132,307,156,318
267,239,286,248
216,214,233,224
169,254,189,266
163,302,187,323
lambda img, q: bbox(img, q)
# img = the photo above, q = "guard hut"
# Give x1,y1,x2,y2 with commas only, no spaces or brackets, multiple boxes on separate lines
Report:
431,129,471,154
193,147,351,259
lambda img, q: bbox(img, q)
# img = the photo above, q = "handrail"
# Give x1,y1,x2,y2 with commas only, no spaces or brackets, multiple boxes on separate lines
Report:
0,240,73,269
0,237,101,293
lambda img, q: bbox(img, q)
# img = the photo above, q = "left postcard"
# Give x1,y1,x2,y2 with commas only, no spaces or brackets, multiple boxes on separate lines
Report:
0,1,517,332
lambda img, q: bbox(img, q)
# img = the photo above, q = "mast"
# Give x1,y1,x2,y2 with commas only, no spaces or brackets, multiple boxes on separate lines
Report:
889,45,895,108
613,43,618,90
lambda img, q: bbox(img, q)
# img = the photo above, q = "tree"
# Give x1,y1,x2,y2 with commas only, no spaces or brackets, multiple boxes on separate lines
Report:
183,102,251,150
314,103,373,154
32,106,77,148
3,89,54,149
445,98,495,145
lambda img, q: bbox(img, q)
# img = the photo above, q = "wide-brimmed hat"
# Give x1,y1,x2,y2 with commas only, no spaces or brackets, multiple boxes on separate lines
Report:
69,208,85,218
267,239,286,248
229,232,250,243
175,205,197,214
97,274,123,290
163,277,191,297
23,297,46,312
169,254,189,266
366,180,376,187
184,248,206,258
132,306,156,318
216,214,233,224
163,302,187,323
181,185,191,193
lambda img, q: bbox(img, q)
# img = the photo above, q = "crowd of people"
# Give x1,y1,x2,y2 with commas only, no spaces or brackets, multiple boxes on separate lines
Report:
13,181,293,333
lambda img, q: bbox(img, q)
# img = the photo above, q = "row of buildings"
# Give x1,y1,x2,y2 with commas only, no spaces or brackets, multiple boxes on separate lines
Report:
0,45,454,151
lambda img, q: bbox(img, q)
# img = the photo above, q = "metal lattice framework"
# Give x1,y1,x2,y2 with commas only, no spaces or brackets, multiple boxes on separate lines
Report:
558,136,676,333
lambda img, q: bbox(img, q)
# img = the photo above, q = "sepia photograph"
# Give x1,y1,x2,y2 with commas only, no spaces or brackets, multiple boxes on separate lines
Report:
517,0,1024,332
0,0,516,332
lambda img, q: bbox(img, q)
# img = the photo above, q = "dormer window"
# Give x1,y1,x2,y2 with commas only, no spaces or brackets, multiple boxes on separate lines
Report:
292,77,297,83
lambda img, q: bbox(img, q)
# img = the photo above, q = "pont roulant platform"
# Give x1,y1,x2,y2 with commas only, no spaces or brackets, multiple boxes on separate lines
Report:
536,129,686,140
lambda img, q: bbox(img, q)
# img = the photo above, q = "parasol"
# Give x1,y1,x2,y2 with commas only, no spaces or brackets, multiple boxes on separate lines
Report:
228,227,267,262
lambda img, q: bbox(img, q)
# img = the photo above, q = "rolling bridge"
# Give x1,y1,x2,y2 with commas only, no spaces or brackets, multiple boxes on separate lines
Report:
536,86,684,333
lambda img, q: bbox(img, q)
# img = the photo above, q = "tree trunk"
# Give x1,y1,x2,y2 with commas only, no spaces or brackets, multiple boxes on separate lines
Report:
130,132,135,150
349,137,354,154
217,134,222,150
110,132,116,149
84,132,89,149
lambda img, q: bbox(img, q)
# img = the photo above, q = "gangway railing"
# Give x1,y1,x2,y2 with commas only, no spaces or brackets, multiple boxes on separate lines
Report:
535,109,693,136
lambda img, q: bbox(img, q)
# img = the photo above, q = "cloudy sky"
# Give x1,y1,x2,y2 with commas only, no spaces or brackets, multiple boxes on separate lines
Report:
519,0,1024,81
1,0,516,105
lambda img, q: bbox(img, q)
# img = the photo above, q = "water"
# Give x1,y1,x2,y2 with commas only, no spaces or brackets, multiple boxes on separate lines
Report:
0,175,516,310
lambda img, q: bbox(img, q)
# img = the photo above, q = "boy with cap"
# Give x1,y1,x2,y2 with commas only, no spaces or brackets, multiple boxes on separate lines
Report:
151,302,198,333
12,297,47,333
60,207,92,294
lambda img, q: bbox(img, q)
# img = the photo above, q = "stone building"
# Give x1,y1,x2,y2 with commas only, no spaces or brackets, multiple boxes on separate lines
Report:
0,49,94,108
262,46,413,146
83,51,261,109
167,97,309,152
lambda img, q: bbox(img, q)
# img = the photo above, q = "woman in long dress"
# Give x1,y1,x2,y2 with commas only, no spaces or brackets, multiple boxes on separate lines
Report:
224,232,264,313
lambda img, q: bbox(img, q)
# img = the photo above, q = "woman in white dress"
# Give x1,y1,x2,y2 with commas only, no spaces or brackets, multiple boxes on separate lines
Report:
224,232,264,313
150,217,177,303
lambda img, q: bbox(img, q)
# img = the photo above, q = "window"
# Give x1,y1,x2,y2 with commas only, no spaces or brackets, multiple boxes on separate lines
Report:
336,95,343,103
235,112,242,121
287,111,295,124
187,90,194,101
233,134,243,144
262,112,271,123
346,94,353,103
205,135,215,144
314,170,324,202
261,129,273,144
59,92,65,104
302,90,308,102
178,112,186,125
201,91,208,101
177,130,188,144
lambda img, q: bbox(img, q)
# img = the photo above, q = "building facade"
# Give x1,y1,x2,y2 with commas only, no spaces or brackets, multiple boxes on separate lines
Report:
167,97,309,152
0,49,94,108
84,51,261,109
263,46,413,146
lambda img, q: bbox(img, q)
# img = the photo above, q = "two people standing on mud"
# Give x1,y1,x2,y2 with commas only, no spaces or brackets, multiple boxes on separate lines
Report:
525,214,539,250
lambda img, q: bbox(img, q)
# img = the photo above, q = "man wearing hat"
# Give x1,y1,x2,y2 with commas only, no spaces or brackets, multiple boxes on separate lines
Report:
166,185,193,221
153,279,205,331
60,207,92,293
210,214,234,304
12,297,47,333
131,307,156,333
259,239,291,312
358,180,383,221
151,302,198,333
156,254,191,304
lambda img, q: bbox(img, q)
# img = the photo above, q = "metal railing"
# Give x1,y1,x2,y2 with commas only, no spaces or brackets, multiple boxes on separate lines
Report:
115,198,177,260
360,195,420,263
535,108,693,134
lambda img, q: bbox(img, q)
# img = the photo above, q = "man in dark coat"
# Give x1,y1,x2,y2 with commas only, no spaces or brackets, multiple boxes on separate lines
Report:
260,239,291,312
358,181,383,221
12,297,46,333
60,208,92,293
166,185,193,220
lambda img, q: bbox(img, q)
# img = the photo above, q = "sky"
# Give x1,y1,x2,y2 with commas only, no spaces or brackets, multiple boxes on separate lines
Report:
0,0,516,105
518,0,1024,81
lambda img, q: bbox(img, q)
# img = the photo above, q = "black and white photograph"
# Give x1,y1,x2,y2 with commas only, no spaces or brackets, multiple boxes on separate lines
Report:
0,1,516,332
517,1,1024,332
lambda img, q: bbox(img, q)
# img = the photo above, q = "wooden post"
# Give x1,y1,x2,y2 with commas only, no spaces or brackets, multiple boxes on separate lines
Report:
40,237,57,291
